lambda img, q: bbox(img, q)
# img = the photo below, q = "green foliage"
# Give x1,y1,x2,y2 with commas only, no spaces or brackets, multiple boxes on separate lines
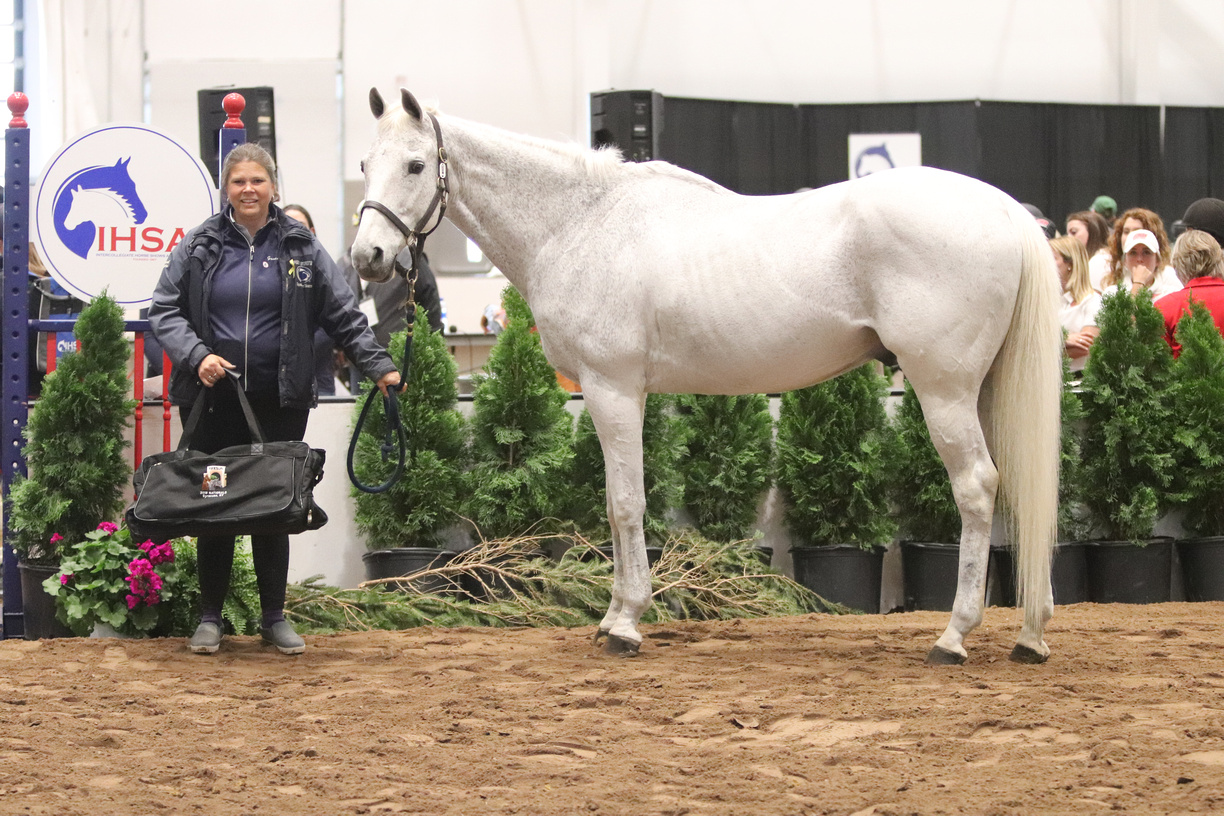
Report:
566,394,686,542
891,380,961,543
1058,350,1090,541
1077,289,1178,541
284,532,825,634
8,293,136,563
352,309,467,549
1169,301,1224,536
464,286,574,537
676,394,774,542
776,364,896,549
170,537,261,636
44,525,185,637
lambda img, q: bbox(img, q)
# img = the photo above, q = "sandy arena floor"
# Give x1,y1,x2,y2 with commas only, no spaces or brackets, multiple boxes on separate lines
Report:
1,602,1223,815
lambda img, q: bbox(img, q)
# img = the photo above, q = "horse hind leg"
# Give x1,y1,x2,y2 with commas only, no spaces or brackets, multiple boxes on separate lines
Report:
912,387,999,666
583,382,651,656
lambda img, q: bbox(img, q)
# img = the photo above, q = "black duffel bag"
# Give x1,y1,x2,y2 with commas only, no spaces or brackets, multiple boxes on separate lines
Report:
125,373,328,540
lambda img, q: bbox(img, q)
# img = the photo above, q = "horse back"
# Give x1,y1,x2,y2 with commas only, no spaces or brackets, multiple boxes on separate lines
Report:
533,166,1026,395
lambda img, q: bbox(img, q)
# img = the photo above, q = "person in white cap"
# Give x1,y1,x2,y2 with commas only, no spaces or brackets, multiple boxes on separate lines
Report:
1105,226,1183,300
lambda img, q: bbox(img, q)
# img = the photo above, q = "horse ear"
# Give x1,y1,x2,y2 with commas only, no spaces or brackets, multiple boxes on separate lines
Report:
400,88,423,121
369,88,385,119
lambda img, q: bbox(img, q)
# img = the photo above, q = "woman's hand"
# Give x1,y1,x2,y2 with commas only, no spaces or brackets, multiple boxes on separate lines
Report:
198,354,236,387
1065,332,1096,359
376,370,402,396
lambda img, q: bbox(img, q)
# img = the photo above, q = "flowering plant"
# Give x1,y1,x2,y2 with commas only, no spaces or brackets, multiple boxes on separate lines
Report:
43,523,185,637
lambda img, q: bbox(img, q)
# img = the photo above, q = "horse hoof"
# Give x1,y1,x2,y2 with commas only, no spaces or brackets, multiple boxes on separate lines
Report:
1009,644,1049,664
924,645,966,666
604,634,641,657
592,628,609,645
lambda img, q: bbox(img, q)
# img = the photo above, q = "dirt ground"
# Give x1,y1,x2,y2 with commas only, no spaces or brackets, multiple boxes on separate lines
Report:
1,603,1223,816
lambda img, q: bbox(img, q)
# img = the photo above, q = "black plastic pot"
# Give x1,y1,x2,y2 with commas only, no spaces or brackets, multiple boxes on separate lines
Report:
362,548,457,594
1177,537,1224,601
790,544,883,613
988,541,1090,607
1085,537,1173,604
18,561,74,640
900,541,959,612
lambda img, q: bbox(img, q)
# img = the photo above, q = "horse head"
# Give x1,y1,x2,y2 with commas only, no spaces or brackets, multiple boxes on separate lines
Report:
351,87,443,283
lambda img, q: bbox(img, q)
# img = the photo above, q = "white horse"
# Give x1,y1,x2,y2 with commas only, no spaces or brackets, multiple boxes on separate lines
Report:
352,88,1062,665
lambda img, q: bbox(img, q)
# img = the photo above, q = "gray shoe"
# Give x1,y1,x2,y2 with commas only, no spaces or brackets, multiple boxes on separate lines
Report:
260,620,305,655
189,622,222,654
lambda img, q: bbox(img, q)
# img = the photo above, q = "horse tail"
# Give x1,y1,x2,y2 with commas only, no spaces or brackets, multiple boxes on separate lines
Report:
988,203,1062,629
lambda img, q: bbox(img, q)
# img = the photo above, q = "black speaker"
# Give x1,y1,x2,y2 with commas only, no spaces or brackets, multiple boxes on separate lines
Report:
591,90,663,162
197,86,277,185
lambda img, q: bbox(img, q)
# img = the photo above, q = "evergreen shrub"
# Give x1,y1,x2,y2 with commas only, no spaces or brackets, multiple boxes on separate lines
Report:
1077,289,1177,542
776,364,896,549
351,307,466,549
891,379,961,544
8,293,136,564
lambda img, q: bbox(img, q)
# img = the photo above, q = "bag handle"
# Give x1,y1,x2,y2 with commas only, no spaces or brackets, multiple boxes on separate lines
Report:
178,371,267,451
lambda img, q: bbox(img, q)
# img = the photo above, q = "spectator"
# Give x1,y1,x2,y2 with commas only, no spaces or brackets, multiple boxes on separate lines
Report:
1180,197,1224,246
1091,195,1118,223
1102,207,1182,299
1022,203,1057,239
1050,235,1102,373
1154,229,1224,357
1065,209,1112,292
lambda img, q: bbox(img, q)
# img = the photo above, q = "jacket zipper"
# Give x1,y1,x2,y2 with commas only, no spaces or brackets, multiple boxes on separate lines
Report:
244,242,254,391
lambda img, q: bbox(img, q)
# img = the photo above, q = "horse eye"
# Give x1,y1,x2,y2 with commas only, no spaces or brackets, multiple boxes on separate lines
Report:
359,160,365,174
408,160,425,175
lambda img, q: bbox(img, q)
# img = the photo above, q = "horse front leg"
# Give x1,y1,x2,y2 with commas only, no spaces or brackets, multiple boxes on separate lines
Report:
584,382,650,656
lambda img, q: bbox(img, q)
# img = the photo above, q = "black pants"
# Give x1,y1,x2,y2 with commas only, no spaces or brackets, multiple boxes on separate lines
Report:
182,387,310,622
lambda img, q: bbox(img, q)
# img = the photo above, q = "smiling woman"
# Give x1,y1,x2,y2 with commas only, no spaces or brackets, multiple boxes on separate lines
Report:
147,140,402,658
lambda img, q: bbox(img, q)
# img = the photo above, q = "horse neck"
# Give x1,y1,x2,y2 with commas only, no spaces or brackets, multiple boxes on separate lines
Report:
439,115,603,293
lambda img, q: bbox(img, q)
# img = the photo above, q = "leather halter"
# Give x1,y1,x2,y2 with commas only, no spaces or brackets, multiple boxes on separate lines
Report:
356,111,450,273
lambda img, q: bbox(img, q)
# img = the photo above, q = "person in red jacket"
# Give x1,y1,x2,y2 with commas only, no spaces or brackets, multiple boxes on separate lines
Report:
1155,228,1224,357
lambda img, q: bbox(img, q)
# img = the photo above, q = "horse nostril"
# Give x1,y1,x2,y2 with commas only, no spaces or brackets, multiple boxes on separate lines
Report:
370,247,383,265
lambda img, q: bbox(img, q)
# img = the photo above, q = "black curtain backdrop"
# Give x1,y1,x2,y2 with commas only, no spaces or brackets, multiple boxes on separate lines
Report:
649,94,1213,228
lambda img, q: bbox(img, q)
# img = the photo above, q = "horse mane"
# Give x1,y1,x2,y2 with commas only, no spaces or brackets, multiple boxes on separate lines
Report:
387,106,726,194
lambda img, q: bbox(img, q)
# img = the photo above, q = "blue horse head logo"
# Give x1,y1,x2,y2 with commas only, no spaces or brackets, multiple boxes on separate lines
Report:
52,158,148,259
854,143,896,178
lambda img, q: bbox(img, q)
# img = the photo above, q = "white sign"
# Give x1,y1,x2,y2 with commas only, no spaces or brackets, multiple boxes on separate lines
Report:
848,133,922,179
33,124,218,306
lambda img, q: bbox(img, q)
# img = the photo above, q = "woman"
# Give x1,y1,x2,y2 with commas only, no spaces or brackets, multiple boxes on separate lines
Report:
1155,229,1224,356
1065,209,1111,291
150,144,400,656
1050,235,1102,373
1102,207,1182,298
282,203,341,397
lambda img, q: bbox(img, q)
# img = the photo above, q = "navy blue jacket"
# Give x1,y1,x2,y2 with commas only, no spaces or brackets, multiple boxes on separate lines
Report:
149,204,395,409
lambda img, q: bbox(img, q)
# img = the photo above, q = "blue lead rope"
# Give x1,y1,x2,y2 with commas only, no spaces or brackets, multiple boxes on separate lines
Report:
346,254,417,494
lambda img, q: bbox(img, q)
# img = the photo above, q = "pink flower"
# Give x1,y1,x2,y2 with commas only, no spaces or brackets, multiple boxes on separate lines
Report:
49,533,63,544
138,540,175,566
59,573,72,585
96,522,119,534
125,593,139,610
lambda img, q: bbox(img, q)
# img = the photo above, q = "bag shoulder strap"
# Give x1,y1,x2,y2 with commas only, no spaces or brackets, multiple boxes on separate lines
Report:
178,372,266,451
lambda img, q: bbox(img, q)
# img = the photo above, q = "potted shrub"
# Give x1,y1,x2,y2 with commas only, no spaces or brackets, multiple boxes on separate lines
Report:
7,293,135,638
1076,288,1178,603
891,379,964,611
351,309,467,592
464,287,574,540
776,364,895,612
676,393,774,562
1168,302,1224,600
567,394,685,565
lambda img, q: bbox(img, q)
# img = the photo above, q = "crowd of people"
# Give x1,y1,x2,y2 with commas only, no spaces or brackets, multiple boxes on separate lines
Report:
1049,195,1224,372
